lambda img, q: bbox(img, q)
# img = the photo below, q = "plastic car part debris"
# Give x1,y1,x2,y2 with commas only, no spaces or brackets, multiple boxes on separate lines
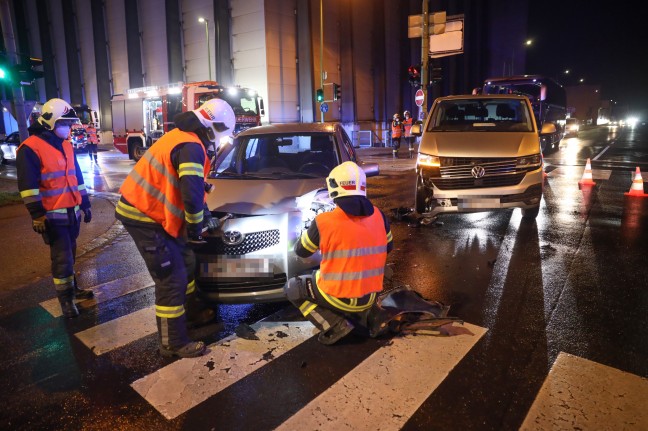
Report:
235,323,260,340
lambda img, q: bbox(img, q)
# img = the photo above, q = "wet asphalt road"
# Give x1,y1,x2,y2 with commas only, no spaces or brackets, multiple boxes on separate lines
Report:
0,125,647,430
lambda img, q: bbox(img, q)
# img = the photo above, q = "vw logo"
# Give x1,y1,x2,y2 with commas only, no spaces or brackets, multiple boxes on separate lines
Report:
222,230,245,246
471,165,486,178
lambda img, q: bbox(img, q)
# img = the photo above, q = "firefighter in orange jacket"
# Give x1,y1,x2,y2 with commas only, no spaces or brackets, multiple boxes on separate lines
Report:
115,98,235,358
287,161,393,345
86,122,99,164
16,98,94,318
391,113,403,157
402,110,415,152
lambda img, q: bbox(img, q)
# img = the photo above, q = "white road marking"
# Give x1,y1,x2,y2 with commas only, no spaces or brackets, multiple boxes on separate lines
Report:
75,305,156,355
131,321,316,420
40,271,153,318
520,352,648,430
276,322,487,431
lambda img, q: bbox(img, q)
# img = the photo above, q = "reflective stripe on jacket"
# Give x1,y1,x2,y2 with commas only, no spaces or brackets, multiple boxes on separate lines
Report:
18,135,82,211
118,129,208,237
403,117,413,137
86,126,99,144
315,206,388,298
391,121,403,138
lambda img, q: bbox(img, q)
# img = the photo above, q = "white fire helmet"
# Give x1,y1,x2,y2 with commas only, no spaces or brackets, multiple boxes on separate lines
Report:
326,161,367,199
38,98,78,130
192,98,236,145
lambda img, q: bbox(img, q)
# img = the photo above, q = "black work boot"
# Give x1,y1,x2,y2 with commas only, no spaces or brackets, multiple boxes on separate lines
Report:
157,314,207,358
73,276,94,299
318,318,354,345
185,293,216,329
159,341,207,358
57,287,79,318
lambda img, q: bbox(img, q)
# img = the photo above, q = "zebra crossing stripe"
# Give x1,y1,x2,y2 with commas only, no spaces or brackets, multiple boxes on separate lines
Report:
74,306,156,355
130,321,315,420
276,322,486,431
520,352,648,430
39,271,153,318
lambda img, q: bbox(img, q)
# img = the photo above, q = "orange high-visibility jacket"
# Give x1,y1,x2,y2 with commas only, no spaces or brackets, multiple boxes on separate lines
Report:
86,126,99,144
403,117,413,137
19,136,82,210
315,206,388,298
391,120,403,138
119,129,208,237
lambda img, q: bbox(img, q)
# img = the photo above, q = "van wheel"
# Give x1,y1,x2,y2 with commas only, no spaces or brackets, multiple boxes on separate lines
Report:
415,175,431,213
521,206,540,219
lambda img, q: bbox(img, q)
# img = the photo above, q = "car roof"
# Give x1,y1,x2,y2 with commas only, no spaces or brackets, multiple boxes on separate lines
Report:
237,122,339,137
436,94,530,102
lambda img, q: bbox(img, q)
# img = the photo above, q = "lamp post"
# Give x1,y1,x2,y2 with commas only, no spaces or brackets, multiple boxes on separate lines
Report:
198,17,212,81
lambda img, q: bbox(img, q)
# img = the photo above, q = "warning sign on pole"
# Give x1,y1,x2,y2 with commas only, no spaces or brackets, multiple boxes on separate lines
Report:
415,89,425,107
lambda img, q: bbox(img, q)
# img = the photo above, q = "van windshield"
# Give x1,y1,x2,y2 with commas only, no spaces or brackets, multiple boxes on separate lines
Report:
428,98,534,132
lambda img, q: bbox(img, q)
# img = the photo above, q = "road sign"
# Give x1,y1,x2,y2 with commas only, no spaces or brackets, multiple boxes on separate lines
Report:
407,12,446,38
320,102,329,113
415,89,425,107
430,15,464,58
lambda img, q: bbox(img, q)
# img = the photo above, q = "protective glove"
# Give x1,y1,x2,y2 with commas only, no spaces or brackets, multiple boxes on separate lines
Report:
32,215,47,234
203,209,221,234
82,208,92,223
187,224,207,246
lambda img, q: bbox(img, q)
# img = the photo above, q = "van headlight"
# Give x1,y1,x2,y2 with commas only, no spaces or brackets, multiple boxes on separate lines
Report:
516,153,541,168
417,153,441,168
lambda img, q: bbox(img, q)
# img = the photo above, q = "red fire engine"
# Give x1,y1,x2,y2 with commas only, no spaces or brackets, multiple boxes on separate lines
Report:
111,81,264,161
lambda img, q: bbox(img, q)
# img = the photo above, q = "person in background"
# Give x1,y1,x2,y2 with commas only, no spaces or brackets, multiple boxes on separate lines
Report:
115,98,235,358
286,161,393,345
391,113,403,157
402,110,415,154
16,98,94,318
86,122,99,165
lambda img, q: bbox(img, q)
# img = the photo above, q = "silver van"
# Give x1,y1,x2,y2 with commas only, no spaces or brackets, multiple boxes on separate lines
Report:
413,94,555,220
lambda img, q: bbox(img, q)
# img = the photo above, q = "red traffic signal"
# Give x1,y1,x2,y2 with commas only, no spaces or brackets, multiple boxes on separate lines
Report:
408,64,421,87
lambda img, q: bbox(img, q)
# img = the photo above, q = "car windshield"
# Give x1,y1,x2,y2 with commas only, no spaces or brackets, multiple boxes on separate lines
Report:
210,132,339,179
428,98,534,132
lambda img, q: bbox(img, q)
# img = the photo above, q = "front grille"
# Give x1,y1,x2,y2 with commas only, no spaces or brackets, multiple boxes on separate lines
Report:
205,229,280,255
198,274,288,289
431,157,525,190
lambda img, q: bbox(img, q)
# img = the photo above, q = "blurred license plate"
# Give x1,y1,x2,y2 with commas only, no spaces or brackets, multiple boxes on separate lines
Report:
214,257,272,278
458,197,501,209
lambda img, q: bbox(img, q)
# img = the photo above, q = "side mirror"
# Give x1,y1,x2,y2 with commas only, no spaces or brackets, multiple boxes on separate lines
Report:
259,98,265,116
360,162,380,177
410,123,423,137
540,122,557,134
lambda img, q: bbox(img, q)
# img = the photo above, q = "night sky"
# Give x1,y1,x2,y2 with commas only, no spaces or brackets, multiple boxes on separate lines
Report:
526,2,648,116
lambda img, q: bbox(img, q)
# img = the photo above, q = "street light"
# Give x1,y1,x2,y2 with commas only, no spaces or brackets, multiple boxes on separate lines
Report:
524,39,533,46
198,17,212,81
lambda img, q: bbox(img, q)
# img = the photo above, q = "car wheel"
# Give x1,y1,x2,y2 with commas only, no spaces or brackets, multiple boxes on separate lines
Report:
521,205,540,219
415,174,431,213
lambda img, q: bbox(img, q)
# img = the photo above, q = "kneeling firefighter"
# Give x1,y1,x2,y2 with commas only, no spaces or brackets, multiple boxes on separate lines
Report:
115,98,235,358
286,161,394,345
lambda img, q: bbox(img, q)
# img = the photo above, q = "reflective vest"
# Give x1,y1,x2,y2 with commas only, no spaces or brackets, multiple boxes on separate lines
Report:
315,206,388,298
118,129,208,237
403,117,413,137
86,126,99,144
18,136,82,211
391,120,402,138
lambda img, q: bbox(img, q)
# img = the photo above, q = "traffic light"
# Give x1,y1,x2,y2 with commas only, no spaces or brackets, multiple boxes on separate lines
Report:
430,67,442,84
408,64,421,87
13,57,44,85
333,83,341,101
316,88,324,103
0,56,14,84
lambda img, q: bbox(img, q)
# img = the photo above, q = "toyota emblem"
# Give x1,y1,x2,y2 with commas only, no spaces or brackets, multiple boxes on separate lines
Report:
471,166,486,178
222,230,245,246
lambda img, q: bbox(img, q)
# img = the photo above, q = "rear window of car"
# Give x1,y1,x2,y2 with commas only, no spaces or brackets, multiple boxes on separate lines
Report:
428,98,534,133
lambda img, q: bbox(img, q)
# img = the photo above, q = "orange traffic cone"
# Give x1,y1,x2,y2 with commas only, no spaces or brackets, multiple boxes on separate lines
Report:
624,167,648,197
578,158,596,186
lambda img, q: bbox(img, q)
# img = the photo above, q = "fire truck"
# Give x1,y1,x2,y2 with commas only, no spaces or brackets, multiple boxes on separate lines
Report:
69,105,101,150
111,81,265,161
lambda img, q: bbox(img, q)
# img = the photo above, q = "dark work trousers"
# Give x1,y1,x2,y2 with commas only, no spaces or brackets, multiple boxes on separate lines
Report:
86,143,98,163
47,209,82,294
123,223,193,349
285,271,377,334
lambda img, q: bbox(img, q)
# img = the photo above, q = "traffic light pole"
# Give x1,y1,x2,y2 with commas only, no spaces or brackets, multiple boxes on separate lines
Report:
420,0,430,118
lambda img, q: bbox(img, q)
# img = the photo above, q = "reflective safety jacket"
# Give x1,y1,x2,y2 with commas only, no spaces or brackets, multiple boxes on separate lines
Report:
18,135,82,214
391,120,403,138
315,206,388,298
118,129,208,237
86,126,99,144
403,117,413,137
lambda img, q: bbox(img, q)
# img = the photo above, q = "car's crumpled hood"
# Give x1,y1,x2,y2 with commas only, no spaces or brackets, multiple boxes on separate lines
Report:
422,132,539,157
205,178,329,215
